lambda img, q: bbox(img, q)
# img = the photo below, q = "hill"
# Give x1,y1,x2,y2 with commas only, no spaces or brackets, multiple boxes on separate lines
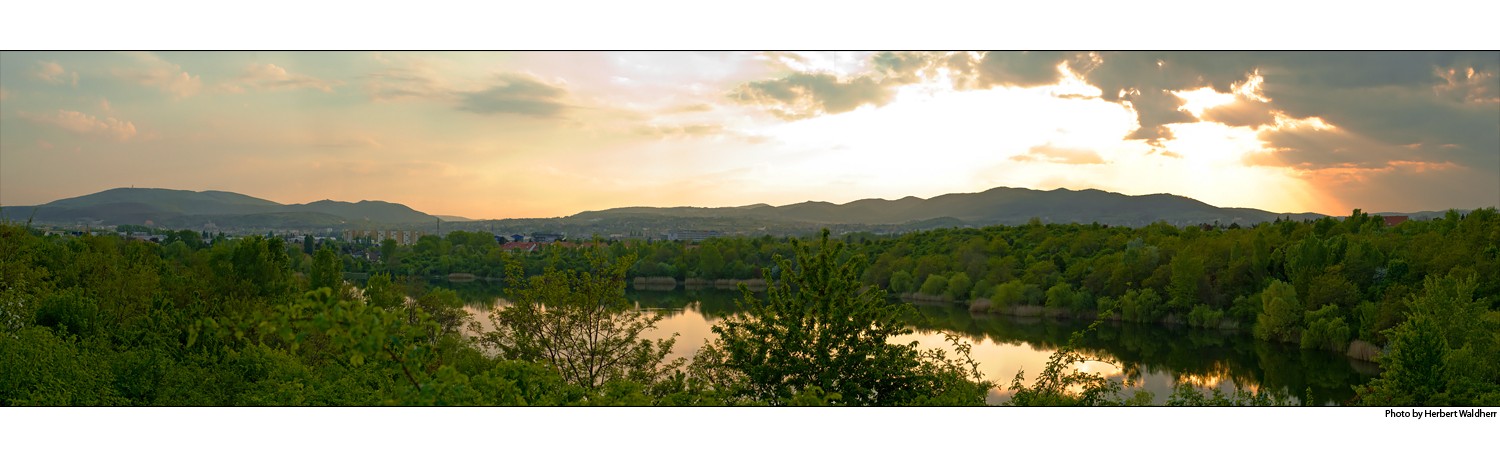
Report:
12,185,1463,236
573,187,1322,227
3,188,438,229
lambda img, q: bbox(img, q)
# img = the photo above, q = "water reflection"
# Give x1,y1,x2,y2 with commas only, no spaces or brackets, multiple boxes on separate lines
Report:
452,284,1377,405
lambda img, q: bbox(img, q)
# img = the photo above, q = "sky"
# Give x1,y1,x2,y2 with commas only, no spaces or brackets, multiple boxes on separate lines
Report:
1,51,1496,219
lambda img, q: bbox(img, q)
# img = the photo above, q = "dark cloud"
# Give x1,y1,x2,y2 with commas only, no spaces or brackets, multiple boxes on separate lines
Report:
456,74,571,117
1251,125,1408,169
730,72,892,120
871,51,937,84
733,51,1081,119
730,51,1499,202
1254,59,1499,173
975,51,1079,88
1200,98,1276,127
1079,52,1261,143
1061,52,1499,175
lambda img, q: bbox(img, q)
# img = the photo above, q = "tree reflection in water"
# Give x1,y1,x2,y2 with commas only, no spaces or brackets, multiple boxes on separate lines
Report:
456,284,1377,405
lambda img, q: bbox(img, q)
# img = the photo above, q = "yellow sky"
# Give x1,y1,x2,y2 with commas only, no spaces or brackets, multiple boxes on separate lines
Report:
1,51,1495,218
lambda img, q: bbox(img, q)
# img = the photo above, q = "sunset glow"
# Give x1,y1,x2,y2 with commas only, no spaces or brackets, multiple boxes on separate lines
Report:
2,51,1495,218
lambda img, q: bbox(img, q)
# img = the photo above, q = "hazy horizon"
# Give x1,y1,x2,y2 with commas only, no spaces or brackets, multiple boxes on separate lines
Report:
3,51,1497,219
9,184,1491,220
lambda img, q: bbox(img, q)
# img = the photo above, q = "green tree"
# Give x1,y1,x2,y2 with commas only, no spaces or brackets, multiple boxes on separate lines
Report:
1044,283,1075,310
364,272,405,310
1255,280,1301,343
990,280,1025,309
1364,313,1449,405
478,253,679,391
1116,288,1164,322
697,245,726,279
310,247,342,292
919,274,949,296
1167,253,1204,314
889,270,915,293
413,288,468,336
229,236,292,299
380,239,399,268
699,229,989,405
945,272,972,300
1361,273,1499,405
1301,304,1351,351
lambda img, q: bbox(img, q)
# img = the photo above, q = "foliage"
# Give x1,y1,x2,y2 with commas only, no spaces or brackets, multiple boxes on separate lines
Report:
1006,322,1125,406
700,229,990,405
364,272,405,310
1301,304,1351,352
1254,280,1302,343
1163,382,1293,406
919,274,949,297
309,247,342,292
1360,273,1500,406
4,204,1499,406
476,252,681,391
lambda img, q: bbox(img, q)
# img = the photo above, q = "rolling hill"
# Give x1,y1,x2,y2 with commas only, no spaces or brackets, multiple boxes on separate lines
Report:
2,188,440,229
573,187,1328,227
10,185,1442,235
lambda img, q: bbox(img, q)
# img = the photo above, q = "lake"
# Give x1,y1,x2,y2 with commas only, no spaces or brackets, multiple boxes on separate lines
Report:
443,281,1378,405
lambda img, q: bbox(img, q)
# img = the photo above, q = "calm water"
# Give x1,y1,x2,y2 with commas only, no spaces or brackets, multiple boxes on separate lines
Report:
444,281,1378,405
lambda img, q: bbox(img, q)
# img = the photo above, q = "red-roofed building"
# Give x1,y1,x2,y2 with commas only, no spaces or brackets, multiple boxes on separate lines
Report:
1383,215,1409,227
501,242,541,253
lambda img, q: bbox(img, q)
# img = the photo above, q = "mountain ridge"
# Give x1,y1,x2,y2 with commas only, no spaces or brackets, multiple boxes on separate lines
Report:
570,186,1330,227
5,186,1475,233
3,188,440,228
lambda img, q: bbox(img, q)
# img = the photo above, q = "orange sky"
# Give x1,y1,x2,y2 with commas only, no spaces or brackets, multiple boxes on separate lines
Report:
2,51,1496,218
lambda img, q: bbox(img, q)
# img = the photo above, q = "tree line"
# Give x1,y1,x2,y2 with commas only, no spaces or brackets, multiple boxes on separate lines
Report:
0,224,988,406
3,206,1495,405
357,208,1498,405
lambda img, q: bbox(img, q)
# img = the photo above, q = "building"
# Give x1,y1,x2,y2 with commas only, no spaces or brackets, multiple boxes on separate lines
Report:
501,241,542,253
668,230,722,243
531,232,565,242
344,229,427,246
1382,215,1409,227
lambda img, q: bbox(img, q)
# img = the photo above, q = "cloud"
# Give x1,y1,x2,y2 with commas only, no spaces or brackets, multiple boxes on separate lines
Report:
729,72,892,120
1434,65,1500,104
1253,56,1500,174
974,51,1081,88
1015,143,1106,164
1298,160,1497,212
1200,98,1276,127
221,63,340,93
729,51,1101,120
0,87,9,101
633,123,726,138
666,103,714,113
21,109,138,141
870,51,939,84
32,61,77,86
455,73,572,117
1078,52,1499,168
364,56,574,119
112,52,202,99
365,67,448,101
